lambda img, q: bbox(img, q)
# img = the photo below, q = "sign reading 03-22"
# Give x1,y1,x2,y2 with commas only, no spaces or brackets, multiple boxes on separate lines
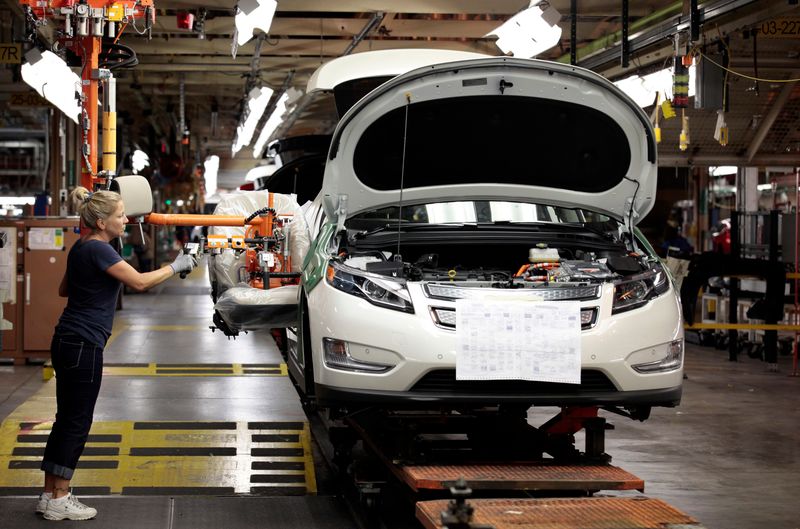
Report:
759,18,800,38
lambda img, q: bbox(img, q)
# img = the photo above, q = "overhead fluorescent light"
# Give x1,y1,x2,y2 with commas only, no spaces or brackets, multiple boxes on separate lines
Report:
245,163,278,182
234,0,277,47
232,86,274,155
614,65,697,108
487,2,562,58
131,149,150,173
252,91,290,158
0,196,36,206
204,155,219,199
710,166,737,177
21,49,81,123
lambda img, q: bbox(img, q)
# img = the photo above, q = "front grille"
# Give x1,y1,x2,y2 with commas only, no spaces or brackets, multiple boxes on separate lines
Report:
410,369,617,395
430,307,598,330
424,283,600,302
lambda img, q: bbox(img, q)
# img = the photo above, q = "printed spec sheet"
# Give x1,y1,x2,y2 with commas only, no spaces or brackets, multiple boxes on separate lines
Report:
455,299,582,383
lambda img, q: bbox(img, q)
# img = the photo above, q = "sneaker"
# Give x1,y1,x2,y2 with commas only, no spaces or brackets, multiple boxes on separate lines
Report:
42,493,97,521
36,492,51,514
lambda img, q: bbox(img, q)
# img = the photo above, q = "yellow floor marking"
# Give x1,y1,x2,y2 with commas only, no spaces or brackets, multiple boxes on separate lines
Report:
41,318,131,382
0,420,314,494
102,364,287,377
45,364,288,378
4,381,56,424
106,320,130,348
3,364,312,494
301,423,318,494
685,322,800,331
114,420,135,494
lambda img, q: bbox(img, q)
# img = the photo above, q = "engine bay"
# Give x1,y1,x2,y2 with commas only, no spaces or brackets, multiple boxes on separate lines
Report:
337,225,655,288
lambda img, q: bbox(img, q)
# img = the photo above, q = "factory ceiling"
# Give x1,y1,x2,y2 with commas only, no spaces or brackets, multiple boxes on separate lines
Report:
1,0,799,188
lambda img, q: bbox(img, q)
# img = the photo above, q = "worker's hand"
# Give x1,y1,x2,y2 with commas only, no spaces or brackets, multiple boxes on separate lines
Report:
169,253,198,276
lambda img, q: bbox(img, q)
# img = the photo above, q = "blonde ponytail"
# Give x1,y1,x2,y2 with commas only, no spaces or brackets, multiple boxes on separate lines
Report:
70,187,121,229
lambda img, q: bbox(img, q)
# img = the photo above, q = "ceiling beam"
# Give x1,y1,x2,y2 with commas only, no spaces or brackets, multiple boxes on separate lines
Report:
125,35,494,55
146,16,625,38
587,0,794,76
745,80,796,163
659,153,800,167
157,0,523,14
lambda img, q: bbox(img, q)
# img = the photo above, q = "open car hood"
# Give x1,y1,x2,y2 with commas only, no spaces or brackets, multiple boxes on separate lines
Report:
320,57,657,226
307,49,492,93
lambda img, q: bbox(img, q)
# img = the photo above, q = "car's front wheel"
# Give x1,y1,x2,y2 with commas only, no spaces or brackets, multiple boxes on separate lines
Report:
288,294,316,403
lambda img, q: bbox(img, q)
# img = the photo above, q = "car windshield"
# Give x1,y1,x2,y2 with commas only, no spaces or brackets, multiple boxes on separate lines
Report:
349,201,616,227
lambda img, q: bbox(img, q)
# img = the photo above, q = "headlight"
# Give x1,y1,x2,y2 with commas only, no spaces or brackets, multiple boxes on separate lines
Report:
612,263,670,314
325,260,414,313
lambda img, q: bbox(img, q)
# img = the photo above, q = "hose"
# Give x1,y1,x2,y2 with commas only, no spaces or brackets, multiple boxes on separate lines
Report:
244,207,276,224
100,42,138,70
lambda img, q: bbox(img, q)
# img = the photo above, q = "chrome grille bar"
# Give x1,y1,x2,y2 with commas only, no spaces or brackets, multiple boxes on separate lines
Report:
424,282,600,302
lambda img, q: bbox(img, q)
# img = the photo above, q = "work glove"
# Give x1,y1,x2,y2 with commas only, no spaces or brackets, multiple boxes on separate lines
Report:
169,253,198,276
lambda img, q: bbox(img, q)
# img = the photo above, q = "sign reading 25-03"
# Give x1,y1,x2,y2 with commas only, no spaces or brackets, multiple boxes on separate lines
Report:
759,18,800,38
0,44,22,64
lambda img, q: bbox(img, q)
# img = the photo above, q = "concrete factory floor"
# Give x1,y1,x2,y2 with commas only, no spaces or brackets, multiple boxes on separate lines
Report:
0,265,798,528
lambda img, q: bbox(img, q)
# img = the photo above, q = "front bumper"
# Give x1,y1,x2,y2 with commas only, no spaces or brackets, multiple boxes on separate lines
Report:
315,381,682,408
308,280,684,406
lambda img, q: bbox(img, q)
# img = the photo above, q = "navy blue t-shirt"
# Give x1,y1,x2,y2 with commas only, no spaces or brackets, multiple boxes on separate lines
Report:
56,239,123,347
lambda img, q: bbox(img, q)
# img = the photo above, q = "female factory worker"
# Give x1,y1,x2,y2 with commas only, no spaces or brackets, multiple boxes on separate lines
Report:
38,187,197,521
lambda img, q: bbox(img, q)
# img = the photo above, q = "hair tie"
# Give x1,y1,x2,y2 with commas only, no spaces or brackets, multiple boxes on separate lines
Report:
83,192,93,204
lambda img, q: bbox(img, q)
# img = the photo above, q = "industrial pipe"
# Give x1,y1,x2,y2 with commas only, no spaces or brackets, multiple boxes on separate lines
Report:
146,213,248,227
102,75,116,176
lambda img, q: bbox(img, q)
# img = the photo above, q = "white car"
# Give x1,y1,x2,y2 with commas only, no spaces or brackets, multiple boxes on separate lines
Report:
285,52,683,420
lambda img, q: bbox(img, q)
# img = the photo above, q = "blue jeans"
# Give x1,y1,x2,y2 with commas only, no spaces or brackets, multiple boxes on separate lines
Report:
41,332,104,480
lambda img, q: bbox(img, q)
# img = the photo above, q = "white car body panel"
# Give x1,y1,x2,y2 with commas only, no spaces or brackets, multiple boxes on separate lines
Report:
321,57,657,224
308,277,683,395
282,51,682,413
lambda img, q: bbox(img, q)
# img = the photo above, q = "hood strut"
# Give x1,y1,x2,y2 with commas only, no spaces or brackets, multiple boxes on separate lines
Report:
394,93,412,263
623,176,641,246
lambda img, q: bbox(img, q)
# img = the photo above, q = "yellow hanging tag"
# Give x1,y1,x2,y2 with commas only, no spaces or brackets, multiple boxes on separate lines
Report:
653,92,661,143
714,110,729,147
661,98,676,119
679,111,690,151
718,127,729,146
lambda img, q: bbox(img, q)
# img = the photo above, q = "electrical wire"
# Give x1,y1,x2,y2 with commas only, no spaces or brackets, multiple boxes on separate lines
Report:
100,42,138,69
695,51,800,83
76,39,97,178
114,21,128,44
79,104,96,177
128,14,149,35
245,207,276,224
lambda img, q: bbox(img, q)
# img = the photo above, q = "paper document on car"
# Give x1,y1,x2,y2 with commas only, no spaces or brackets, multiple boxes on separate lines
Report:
455,300,581,383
